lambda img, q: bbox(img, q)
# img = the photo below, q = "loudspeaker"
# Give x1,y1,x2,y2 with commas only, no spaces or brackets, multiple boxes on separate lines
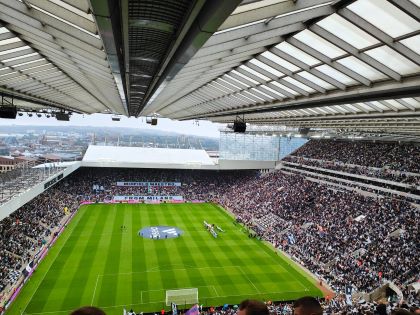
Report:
298,127,310,135
233,121,246,133
56,112,70,121
151,118,157,125
0,106,17,119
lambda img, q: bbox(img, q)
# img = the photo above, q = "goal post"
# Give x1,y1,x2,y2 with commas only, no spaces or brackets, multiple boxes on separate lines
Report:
165,288,198,306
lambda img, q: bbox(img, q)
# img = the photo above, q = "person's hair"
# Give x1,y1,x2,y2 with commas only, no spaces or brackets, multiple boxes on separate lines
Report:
239,299,269,315
293,296,323,315
376,303,387,315
391,309,414,315
70,306,106,315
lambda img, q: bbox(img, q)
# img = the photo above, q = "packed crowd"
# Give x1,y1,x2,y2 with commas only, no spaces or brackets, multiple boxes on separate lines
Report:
0,184,80,293
283,155,420,186
72,295,420,315
289,140,420,173
217,171,419,294
0,156,418,312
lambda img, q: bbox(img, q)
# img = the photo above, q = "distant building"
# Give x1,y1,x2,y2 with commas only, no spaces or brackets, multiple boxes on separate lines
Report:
40,154,62,162
0,145,9,156
0,156,23,172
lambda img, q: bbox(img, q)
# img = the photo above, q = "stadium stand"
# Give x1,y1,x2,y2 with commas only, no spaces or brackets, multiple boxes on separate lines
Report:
0,159,418,314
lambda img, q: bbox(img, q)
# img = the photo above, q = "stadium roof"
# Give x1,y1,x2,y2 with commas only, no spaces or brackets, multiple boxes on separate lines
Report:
83,145,215,166
0,0,419,138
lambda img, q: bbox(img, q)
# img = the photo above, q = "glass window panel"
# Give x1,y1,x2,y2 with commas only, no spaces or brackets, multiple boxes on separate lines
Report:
260,85,285,98
239,65,270,81
210,82,234,93
214,19,265,35
50,0,94,21
0,37,21,46
385,99,408,110
283,77,316,93
275,42,320,66
400,35,420,55
337,56,386,80
315,64,357,85
0,46,31,56
219,131,291,161
370,101,390,111
365,46,420,75
317,13,379,49
298,71,335,89
298,109,312,115
251,88,274,100
306,108,321,115
271,81,299,95
31,4,99,38
333,105,349,113
230,94,247,104
219,77,242,90
0,71,17,78
0,27,9,34
322,106,339,113
231,69,259,84
208,83,231,94
261,51,300,72
357,103,373,111
243,90,265,102
400,97,419,106
249,58,284,77
236,92,257,103
294,30,346,59
12,58,44,68
224,74,250,88
346,104,362,112
314,107,329,114
348,0,420,38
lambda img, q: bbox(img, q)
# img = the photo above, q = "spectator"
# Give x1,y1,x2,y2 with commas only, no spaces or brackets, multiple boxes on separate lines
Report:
238,299,269,315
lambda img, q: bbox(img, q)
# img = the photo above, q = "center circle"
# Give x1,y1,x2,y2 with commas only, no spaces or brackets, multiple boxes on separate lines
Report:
138,226,183,239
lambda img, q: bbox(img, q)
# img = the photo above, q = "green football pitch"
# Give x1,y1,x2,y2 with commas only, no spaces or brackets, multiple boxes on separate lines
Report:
8,203,322,315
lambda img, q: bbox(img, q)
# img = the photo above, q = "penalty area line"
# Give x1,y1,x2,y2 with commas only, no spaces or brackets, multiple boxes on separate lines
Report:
91,274,100,306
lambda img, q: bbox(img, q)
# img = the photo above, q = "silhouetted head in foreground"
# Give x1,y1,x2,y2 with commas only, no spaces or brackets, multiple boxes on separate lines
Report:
238,299,269,315
70,306,106,315
293,297,323,315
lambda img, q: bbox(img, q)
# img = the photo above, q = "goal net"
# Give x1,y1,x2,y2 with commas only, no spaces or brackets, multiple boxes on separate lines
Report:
165,288,198,306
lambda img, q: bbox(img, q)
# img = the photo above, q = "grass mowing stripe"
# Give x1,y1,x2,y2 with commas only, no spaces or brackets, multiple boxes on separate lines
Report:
115,204,134,306
180,203,247,300
96,205,124,308
57,204,113,312
88,205,122,307
131,204,148,310
164,205,207,287
10,203,322,315
26,207,96,313
147,205,179,291
16,206,89,315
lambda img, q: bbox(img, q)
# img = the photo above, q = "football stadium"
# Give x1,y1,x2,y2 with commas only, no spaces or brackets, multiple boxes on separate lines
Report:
0,0,419,315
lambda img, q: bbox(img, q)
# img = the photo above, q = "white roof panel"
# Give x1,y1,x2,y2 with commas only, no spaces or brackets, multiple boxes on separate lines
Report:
83,145,215,166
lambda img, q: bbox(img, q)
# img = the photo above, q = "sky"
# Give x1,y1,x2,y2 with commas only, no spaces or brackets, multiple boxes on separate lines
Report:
0,113,223,138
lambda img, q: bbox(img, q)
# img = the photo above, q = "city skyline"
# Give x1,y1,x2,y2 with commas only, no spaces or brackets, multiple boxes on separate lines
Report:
0,113,222,138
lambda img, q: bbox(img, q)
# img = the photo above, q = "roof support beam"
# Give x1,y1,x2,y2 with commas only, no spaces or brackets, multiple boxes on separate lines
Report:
310,25,401,81
269,46,347,90
286,37,371,86
339,8,420,66
388,0,420,22
177,76,420,120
